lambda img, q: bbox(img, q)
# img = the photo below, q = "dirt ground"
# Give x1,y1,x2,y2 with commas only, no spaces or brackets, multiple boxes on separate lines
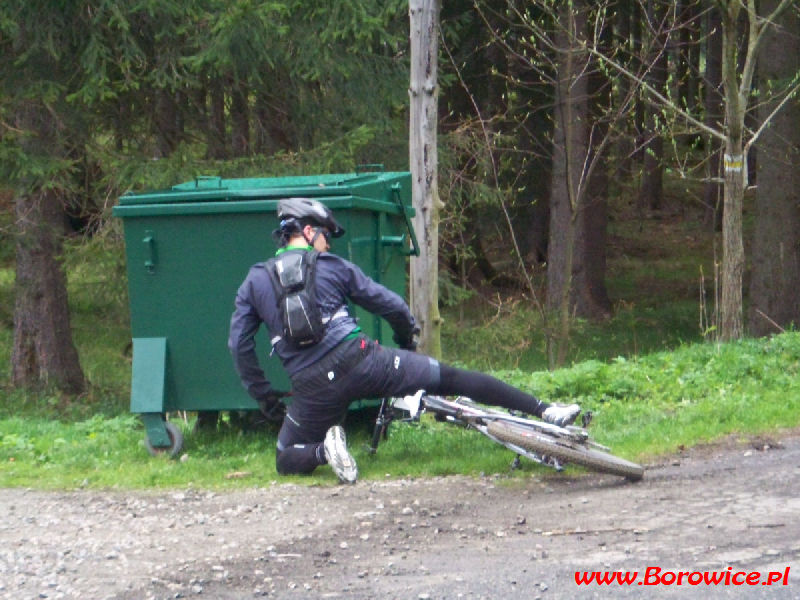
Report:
1,431,799,600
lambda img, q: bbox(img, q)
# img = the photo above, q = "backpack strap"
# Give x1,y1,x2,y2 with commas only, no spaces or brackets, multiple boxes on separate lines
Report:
304,248,320,296
263,257,285,349
263,256,284,305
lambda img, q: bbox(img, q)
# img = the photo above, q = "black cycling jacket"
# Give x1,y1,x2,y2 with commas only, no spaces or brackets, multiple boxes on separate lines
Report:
228,248,416,402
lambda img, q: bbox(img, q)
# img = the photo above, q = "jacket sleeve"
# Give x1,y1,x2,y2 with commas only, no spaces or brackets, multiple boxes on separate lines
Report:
228,278,273,401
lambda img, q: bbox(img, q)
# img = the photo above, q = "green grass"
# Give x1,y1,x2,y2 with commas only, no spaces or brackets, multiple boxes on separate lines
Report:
2,332,798,489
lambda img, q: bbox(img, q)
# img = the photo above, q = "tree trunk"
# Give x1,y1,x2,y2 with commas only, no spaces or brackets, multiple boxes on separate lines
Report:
720,147,745,341
546,1,590,367
206,77,227,160
703,8,724,230
718,2,746,342
253,85,294,154
546,0,611,322
12,109,85,395
154,88,180,158
748,1,800,336
638,0,668,211
231,79,250,157
614,0,635,178
409,0,442,358
254,91,273,155
581,28,613,320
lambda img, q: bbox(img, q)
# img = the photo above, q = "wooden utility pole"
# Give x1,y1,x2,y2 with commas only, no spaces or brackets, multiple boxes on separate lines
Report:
408,0,442,358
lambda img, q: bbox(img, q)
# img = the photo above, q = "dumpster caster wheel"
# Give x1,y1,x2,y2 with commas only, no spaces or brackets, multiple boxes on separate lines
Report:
144,421,184,458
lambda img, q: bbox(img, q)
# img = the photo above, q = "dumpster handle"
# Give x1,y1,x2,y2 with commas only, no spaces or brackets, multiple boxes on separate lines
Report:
390,184,419,256
143,231,157,274
194,175,223,189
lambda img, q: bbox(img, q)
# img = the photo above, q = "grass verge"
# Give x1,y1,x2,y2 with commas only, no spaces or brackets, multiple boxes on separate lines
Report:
2,332,798,490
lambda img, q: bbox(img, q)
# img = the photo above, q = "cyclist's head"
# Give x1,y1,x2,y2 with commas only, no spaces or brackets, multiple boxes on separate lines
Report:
273,198,345,247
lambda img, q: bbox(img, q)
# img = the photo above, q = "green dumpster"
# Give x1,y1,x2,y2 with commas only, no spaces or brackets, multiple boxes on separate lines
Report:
112,170,418,456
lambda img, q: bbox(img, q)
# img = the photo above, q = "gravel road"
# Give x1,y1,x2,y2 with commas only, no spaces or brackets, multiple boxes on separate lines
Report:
2,431,798,600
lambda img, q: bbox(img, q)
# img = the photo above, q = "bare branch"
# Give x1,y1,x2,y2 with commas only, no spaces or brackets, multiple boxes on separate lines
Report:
1,118,25,134
755,308,787,333
739,0,793,101
745,78,800,153
750,0,796,54
582,42,728,143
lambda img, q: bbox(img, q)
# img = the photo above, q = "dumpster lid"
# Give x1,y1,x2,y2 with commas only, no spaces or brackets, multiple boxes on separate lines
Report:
118,171,407,206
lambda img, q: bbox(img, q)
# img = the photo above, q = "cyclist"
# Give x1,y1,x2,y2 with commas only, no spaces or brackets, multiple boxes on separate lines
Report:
228,198,580,484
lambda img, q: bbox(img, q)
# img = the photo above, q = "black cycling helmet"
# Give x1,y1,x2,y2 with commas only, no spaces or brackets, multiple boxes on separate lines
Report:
277,197,345,238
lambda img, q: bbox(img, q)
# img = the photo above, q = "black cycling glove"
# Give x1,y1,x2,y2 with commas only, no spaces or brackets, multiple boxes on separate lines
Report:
393,325,421,351
257,391,288,424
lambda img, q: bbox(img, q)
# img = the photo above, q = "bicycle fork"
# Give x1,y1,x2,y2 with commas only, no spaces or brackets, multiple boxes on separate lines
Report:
369,397,393,454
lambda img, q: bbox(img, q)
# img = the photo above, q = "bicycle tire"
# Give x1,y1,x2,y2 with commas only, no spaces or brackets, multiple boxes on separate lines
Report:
486,421,644,481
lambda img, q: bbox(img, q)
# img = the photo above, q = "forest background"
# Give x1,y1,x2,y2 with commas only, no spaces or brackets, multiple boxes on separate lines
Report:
1,0,799,403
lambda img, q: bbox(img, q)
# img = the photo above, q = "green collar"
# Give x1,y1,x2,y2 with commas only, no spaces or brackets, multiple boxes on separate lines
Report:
275,244,313,256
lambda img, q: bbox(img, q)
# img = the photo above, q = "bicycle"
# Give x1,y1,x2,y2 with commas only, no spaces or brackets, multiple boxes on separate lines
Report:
369,391,644,481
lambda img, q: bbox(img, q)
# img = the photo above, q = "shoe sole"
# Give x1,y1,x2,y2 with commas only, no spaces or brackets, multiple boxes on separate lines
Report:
324,427,358,484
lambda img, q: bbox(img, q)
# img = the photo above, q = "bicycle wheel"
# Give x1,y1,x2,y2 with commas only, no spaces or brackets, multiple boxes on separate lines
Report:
487,421,644,481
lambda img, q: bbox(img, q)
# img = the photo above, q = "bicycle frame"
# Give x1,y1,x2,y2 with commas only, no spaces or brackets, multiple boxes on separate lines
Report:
371,391,644,480
370,392,599,472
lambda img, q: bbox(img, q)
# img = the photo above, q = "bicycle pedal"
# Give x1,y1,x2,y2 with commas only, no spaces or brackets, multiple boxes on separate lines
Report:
541,454,565,471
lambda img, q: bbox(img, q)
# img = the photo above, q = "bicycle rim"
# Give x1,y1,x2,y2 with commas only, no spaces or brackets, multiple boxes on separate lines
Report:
486,421,644,481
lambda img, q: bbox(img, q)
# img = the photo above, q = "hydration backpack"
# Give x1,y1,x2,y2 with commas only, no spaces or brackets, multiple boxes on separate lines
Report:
265,250,325,349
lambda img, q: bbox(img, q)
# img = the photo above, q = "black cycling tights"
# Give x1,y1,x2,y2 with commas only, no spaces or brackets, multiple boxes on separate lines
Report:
432,364,546,417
